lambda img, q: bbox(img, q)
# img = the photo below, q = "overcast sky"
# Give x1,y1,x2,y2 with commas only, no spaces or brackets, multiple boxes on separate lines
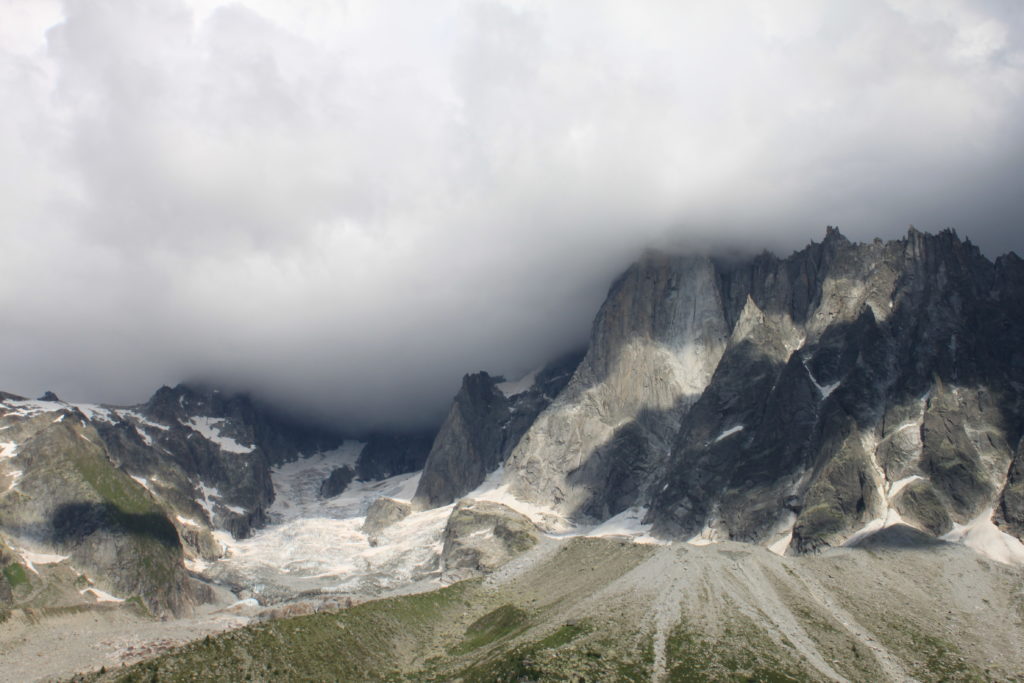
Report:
2,0,1023,429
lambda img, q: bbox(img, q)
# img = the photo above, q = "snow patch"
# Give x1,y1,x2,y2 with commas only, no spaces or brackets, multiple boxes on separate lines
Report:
134,427,153,446
4,469,23,492
1,441,20,492
116,410,169,431
844,508,907,546
1,399,66,418
176,515,201,527
80,587,124,603
802,359,840,398
887,475,923,500
582,506,661,544
267,442,368,522
687,523,721,546
195,481,247,521
768,528,794,556
18,549,69,574
0,442,17,460
197,482,222,520
942,507,1024,566
496,368,540,397
390,470,422,502
467,466,573,533
130,475,152,491
767,512,797,556
228,598,260,609
187,417,255,454
712,424,744,443
115,411,170,446
73,403,115,423
818,381,840,398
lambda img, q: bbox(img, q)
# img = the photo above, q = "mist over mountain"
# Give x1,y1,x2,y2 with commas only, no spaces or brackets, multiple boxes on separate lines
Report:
3,0,1024,430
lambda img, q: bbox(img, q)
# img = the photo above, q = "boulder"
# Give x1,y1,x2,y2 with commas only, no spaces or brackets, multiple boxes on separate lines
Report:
440,500,540,581
361,497,412,536
319,466,355,499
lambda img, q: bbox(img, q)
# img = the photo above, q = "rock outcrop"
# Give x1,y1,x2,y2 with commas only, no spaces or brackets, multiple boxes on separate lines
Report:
412,373,510,509
412,352,582,509
361,497,412,537
319,466,355,499
440,500,540,580
355,431,434,481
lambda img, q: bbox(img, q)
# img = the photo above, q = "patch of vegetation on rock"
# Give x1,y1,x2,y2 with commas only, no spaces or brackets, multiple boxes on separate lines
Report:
451,603,529,654
3,562,29,589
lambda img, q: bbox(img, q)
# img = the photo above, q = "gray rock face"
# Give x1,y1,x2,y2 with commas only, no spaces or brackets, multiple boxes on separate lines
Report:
319,466,355,499
998,439,1024,537
413,352,582,509
412,373,510,509
500,228,1024,555
440,500,540,580
504,254,731,522
355,431,434,481
361,497,412,536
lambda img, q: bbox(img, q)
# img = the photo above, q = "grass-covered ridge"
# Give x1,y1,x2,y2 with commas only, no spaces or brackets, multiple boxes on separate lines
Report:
76,581,479,682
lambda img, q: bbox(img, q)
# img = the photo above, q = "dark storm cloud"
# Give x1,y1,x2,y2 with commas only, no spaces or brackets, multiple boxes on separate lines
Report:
2,0,1023,428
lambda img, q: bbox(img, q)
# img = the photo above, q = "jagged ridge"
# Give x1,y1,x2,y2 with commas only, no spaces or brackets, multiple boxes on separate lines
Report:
495,228,1024,556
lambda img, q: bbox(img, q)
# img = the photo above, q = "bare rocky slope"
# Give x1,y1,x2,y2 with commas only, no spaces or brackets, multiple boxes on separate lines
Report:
72,534,1024,682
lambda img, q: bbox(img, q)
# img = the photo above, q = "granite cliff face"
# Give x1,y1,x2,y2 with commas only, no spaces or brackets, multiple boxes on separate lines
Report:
412,352,582,509
490,228,1024,555
504,254,731,520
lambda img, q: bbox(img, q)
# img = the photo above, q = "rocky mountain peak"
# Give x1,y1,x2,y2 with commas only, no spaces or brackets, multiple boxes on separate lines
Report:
484,229,1024,556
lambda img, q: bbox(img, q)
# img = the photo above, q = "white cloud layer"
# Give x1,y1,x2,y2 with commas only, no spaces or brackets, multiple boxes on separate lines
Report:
1,0,1023,427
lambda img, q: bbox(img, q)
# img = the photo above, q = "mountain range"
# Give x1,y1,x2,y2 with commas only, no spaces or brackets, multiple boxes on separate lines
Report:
3,227,1024,680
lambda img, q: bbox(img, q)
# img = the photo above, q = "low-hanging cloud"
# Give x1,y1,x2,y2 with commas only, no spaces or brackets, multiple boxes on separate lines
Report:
2,0,1023,429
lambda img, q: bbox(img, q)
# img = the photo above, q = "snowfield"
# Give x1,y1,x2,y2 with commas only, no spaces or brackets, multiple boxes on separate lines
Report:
191,445,1024,608
194,452,672,604
200,443,447,600
186,417,255,454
